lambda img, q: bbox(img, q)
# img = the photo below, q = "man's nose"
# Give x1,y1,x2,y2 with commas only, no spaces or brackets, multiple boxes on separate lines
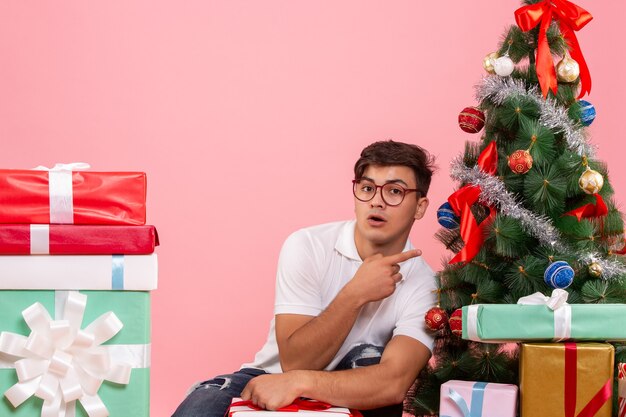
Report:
370,187,386,208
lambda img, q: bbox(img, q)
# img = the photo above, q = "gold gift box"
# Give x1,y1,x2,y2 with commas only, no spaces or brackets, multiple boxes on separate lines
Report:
520,343,614,417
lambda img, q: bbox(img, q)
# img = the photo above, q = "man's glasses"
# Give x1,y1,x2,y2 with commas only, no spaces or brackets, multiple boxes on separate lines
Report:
352,179,419,207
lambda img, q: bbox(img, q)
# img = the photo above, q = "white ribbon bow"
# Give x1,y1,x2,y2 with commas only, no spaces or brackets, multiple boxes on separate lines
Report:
32,163,91,224
0,291,131,417
33,163,91,172
517,289,571,341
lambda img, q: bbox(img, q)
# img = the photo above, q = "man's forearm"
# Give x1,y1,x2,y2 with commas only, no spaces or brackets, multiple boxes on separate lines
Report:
291,364,410,410
242,336,431,411
279,289,362,371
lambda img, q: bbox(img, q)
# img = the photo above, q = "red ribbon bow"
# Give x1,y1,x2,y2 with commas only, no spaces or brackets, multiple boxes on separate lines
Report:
231,399,332,412
230,399,363,416
564,343,612,417
564,194,608,221
515,0,593,99
448,142,498,264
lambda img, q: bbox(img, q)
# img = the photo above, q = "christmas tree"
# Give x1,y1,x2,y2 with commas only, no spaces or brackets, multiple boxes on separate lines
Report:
407,1,626,415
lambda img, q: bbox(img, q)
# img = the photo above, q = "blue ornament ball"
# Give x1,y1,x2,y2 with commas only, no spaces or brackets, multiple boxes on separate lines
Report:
437,202,459,229
579,100,596,126
544,261,575,289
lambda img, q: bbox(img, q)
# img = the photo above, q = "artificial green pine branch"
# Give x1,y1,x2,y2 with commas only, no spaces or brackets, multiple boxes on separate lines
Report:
523,162,568,217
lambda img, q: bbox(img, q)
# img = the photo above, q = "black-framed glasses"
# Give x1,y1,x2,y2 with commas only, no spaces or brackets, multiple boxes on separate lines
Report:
352,179,419,206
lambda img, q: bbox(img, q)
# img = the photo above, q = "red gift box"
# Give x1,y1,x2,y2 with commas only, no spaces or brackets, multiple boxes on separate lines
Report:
0,167,146,225
0,224,159,255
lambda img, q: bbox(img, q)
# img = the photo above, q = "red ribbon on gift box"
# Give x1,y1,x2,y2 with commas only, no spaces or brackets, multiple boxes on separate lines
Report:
448,142,498,264
515,0,592,99
564,343,612,417
230,399,363,416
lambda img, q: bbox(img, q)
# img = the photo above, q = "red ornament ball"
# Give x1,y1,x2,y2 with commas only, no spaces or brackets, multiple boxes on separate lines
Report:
425,306,449,331
458,107,485,133
449,308,463,336
507,149,533,174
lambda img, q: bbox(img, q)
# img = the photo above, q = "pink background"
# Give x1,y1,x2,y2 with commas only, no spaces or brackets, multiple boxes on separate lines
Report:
1,1,624,416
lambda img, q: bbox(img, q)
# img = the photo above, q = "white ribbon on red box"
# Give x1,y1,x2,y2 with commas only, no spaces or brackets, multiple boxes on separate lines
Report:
30,224,50,254
33,163,91,224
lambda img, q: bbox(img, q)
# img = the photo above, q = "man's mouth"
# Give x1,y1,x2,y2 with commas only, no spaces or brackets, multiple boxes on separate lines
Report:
367,214,387,226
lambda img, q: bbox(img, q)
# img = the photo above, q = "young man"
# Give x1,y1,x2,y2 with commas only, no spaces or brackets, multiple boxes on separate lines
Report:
172,140,437,417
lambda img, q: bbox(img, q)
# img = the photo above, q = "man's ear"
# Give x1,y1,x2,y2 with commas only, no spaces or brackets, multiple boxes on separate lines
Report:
414,197,429,220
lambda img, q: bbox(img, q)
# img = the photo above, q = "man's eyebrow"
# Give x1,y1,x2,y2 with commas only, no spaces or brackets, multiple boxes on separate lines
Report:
360,176,411,188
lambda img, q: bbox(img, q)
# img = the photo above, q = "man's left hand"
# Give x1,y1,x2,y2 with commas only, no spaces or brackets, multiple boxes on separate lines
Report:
240,372,305,410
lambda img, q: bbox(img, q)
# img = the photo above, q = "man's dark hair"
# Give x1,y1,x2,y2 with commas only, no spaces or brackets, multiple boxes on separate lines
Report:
354,140,436,197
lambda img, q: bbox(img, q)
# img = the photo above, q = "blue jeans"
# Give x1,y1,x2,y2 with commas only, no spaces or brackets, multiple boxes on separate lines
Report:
171,344,403,417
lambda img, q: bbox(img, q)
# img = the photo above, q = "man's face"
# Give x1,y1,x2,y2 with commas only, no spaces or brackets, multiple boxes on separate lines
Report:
354,164,429,249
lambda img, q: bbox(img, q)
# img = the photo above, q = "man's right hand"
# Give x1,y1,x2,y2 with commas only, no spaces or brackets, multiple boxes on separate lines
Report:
345,249,421,306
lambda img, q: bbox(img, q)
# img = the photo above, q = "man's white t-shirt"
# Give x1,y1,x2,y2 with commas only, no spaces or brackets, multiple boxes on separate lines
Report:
241,220,437,374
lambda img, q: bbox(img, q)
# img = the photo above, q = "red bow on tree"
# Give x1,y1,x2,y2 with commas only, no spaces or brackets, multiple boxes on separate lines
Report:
564,193,607,221
448,142,498,264
515,0,593,98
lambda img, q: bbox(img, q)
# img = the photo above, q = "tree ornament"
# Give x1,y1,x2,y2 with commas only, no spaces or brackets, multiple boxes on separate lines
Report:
588,262,603,277
437,202,460,229
449,308,463,336
483,52,499,74
544,261,575,289
556,55,580,83
507,149,533,174
425,306,449,331
578,100,596,126
493,54,515,77
578,167,604,194
458,107,485,133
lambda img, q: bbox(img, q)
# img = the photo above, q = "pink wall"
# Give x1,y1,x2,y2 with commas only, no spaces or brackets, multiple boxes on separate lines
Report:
1,1,624,415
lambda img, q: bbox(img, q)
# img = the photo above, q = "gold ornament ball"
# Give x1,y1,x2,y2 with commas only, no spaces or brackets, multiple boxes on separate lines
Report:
578,168,604,194
483,52,499,74
557,56,580,83
588,262,603,277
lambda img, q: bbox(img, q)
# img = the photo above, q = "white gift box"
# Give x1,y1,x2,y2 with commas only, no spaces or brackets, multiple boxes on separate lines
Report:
0,253,158,290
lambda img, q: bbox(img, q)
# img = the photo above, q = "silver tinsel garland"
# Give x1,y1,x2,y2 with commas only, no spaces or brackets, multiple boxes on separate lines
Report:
475,76,595,158
450,156,626,281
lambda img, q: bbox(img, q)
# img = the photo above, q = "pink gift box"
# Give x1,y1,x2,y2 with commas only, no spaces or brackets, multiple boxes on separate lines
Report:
439,380,517,417
617,363,626,417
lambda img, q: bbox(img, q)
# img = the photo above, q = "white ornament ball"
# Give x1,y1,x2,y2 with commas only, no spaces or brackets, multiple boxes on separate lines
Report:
493,55,515,77
557,56,580,83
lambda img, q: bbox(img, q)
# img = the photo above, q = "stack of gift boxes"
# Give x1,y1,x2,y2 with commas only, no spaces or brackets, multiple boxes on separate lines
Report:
0,163,158,417
439,288,626,417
